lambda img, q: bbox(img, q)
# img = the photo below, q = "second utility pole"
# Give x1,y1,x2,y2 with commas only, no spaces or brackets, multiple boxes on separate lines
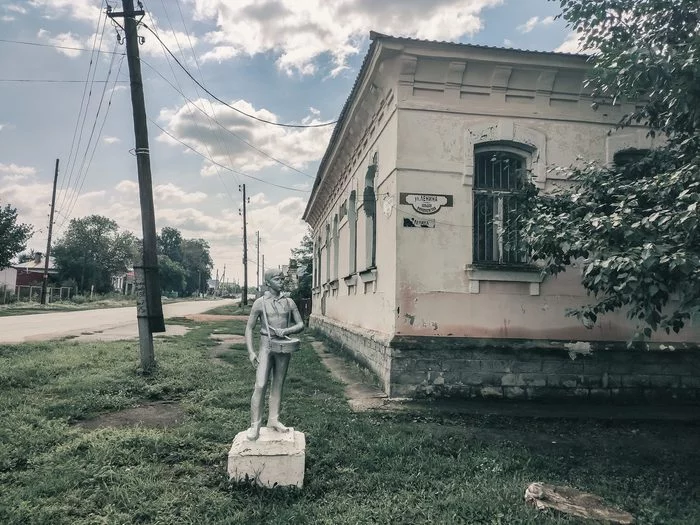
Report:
240,183,248,306
109,0,165,373
40,158,59,305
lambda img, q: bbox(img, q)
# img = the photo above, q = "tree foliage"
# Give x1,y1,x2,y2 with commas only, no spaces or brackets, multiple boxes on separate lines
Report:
0,204,32,269
289,230,313,303
155,228,213,296
522,0,700,336
53,215,138,293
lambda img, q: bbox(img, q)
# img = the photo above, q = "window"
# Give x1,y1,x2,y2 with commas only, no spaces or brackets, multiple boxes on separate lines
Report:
473,148,528,265
325,224,331,283
314,237,321,287
613,148,650,168
364,154,378,269
348,191,357,275
332,214,339,280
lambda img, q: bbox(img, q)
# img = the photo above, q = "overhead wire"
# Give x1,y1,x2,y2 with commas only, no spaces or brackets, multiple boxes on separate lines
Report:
59,53,125,231
149,119,310,193
0,78,128,83
144,0,240,200
138,57,316,181
56,8,109,216
0,37,126,55
139,22,338,129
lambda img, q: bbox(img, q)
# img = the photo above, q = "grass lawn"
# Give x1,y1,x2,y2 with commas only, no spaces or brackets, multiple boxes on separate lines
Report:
204,302,252,316
1,318,699,524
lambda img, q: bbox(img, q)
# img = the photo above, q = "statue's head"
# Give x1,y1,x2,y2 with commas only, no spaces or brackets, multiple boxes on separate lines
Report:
264,268,285,292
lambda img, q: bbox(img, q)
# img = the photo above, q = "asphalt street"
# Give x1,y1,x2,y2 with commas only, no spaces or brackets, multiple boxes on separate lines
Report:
0,299,236,344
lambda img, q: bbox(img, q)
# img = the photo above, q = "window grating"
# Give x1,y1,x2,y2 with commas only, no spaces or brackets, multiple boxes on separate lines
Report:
473,151,527,264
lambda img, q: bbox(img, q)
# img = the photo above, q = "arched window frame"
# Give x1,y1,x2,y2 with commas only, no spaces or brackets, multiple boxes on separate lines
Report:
347,190,357,276
472,143,532,266
363,153,378,270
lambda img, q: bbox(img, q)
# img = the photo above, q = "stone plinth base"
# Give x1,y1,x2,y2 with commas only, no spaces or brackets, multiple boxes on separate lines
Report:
227,427,305,488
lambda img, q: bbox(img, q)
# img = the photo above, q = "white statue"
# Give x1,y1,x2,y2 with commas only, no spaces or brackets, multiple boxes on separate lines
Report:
245,268,304,441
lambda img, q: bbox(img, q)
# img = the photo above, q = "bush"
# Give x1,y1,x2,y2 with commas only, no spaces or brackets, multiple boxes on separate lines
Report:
71,295,87,304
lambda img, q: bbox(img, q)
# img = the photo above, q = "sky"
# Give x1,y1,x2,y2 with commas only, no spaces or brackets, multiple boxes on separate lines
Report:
0,0,580,286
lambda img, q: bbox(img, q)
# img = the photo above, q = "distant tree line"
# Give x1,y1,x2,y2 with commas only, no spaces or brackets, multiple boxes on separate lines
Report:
47,215,212,296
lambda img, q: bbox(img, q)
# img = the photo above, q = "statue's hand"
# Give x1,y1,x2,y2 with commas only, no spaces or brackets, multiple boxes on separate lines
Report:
248,352,258,368
271,327,285,338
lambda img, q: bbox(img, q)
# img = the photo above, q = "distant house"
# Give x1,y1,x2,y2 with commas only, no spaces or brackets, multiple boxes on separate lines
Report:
12,252,57,287
303,32,700,403
112,269,135,294
0,266,18,292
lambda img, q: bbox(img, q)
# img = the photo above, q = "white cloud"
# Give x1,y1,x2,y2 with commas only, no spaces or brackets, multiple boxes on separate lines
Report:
517,15,556,34
154,183,208,204
29,0,102,23
103,136,121,144
200,46,239,64
156,98,332,172
517,16,540,34
554,31,592,54
503,38,513,47
0,163,37,176
37,29,84,57
1,15,15,22
6,4,28,14
191,0,503,75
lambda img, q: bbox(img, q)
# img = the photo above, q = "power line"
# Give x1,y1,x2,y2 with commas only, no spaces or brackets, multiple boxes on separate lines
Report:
139,57,315,179
149,118,310,193
0,78,128,83
140,22,338,129
56,7,109,216
0,37,126,55
142,0,241,199
58,50,123,230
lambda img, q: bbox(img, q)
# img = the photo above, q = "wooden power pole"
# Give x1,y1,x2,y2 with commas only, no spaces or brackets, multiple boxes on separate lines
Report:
240,183,249,305
108,0,165,373
40,158,59,305
256,230,260,291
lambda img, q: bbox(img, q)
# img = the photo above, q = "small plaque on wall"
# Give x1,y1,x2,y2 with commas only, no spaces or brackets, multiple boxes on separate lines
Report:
403,217,435,228
399,193,453,215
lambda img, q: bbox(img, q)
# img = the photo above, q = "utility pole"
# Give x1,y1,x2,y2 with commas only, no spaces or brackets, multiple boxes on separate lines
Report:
239,184,249,305
108,0,165,373
256,230,260,292
41,158,59,305
262,254,265,283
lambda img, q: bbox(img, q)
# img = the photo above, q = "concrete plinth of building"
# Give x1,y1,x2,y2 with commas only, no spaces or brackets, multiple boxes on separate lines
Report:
227,427,305,488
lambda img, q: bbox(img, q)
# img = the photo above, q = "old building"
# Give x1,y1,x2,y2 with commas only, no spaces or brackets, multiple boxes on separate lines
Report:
303,32,700,402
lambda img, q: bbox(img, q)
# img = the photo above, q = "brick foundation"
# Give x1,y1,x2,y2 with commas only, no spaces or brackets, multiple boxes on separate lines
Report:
311,315,700,403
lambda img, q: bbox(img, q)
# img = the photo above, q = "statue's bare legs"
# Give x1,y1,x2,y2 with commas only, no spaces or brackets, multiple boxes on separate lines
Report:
246,339,291,440
267,353,291,432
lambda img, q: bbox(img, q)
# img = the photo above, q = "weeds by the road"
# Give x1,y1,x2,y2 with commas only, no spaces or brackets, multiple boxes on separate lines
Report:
1,318,699,524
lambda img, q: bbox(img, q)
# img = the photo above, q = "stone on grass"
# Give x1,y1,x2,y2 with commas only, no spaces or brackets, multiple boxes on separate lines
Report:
525,482,634,524
227,428,305,488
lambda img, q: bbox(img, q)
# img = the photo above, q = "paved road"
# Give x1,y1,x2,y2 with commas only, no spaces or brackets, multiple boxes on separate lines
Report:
0,299,236,344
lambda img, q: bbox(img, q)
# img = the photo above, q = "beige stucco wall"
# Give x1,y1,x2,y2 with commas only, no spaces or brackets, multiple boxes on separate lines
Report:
394,108,698,344
312,104,399,336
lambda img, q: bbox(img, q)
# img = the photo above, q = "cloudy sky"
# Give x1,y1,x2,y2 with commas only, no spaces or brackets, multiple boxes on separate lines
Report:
0,0,577,285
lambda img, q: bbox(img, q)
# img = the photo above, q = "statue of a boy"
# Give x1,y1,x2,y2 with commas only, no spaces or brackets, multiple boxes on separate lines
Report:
245,268,304,440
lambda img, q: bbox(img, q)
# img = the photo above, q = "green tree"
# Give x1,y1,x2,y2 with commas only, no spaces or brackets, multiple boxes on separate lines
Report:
158,254,187,295
157,226,183,263
181,238,213,295
0,204,32,269
289,230,313,303
522,0,699,336
53,215,138,294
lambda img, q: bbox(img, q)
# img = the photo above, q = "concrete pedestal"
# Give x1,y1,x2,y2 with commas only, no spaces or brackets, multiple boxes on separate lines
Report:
227,427,306,488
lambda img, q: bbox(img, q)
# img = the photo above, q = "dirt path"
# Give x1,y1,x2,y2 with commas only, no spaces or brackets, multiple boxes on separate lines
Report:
311,340,389,411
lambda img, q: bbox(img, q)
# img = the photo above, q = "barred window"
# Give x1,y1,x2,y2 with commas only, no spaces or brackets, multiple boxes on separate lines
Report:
473,149,528,265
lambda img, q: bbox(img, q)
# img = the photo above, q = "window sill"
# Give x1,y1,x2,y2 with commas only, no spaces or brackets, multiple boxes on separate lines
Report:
329,279,339,290
465,264,544,295
359,267,377,283
343,274,357,286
